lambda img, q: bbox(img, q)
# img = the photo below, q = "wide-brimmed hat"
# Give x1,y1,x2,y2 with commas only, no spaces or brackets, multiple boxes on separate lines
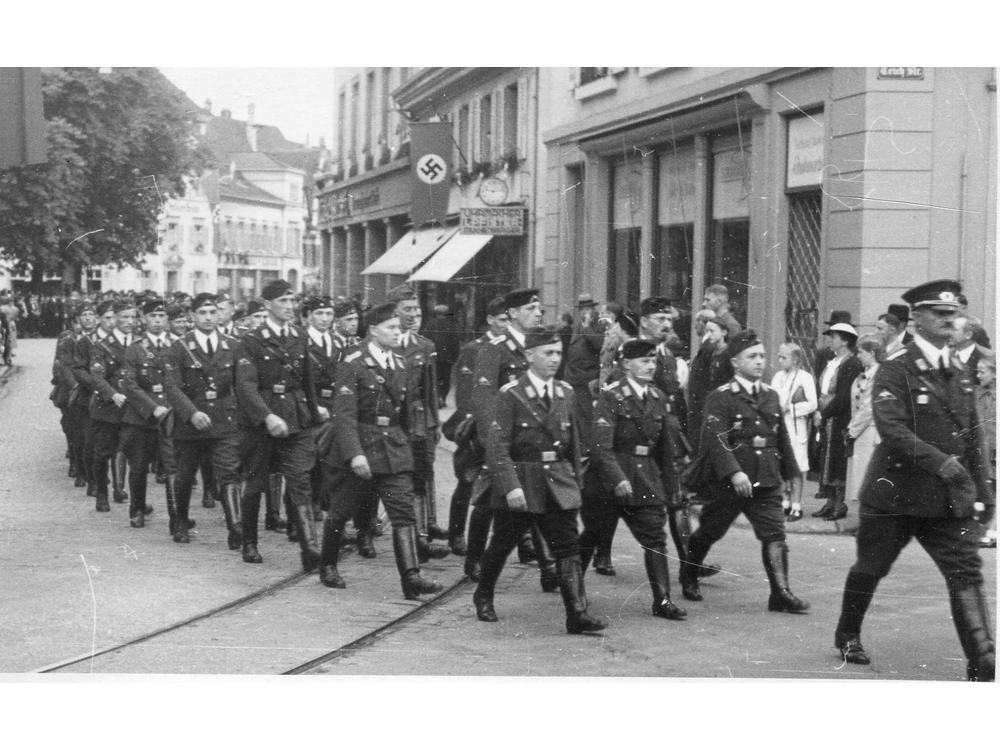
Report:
824,322,858,339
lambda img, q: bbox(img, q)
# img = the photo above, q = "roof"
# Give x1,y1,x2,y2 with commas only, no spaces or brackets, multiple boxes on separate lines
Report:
215,174,288,206
202,114,304,164
268,149,323,175
229,151,297,173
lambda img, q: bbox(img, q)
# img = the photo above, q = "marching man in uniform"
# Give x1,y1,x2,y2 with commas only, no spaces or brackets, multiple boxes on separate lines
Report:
679,329,809,614
317,302,443,600
581,338,688,621
833,280,994,681
473,325,607,635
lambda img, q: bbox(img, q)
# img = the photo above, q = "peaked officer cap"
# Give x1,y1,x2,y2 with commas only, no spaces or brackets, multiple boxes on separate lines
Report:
504,288,539,309
902,279,963,310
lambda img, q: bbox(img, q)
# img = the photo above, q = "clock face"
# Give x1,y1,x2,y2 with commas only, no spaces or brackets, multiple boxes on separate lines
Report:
478,177,508,206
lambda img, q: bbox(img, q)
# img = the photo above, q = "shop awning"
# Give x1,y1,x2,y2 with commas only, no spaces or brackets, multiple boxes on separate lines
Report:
361,226,458,276
407,233,492,282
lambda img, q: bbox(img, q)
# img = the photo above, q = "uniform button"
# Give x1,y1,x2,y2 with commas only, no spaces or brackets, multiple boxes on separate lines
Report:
636,463,643,468
756,450,762,455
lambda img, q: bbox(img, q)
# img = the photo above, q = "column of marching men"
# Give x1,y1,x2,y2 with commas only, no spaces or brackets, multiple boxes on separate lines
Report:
47,279,994,680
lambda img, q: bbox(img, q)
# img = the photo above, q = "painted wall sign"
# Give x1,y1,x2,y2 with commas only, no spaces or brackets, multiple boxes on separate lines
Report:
786,112,826,190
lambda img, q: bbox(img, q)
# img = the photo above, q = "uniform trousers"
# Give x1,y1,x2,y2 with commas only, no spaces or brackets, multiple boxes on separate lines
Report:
481,500,581,570
694,482,787,545
411,436,436,499
91,419,123,461
240,428,316,507
580,501,668,555
848,505,984,587
120,425,176,504
326,469,417,528
72,404,94,483
310,422,335,512
176,435,240,492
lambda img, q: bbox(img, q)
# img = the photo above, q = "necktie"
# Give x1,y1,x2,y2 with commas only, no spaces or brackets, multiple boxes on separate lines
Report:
156,338,162,351
280,327,287,343
206,338,214,357
542,385,552,410
323,334,331,358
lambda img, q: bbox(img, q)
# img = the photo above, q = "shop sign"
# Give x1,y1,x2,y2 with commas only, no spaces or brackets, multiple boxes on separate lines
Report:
712,148,752,220
460,207,526,235
318,187,381,223
877,67,924,80
786,112,825,190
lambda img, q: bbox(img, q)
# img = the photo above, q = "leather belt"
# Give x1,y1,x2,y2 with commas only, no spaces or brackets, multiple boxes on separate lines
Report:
151,384,163,393
320,389,333,398
512,450,568,463
735,436,777,448
363,416,400,428
271,384,286,394
633,445,651,456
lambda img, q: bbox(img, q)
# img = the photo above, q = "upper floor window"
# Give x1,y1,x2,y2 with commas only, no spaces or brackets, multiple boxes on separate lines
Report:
479,94,493,161
579,68,610,85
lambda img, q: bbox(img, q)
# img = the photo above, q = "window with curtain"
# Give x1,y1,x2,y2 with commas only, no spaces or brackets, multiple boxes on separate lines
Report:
653,148,695,310
608,160,644,309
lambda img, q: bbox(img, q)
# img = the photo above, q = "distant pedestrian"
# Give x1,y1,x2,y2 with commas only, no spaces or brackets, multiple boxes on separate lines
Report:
770,342,817,521
842,334,885,533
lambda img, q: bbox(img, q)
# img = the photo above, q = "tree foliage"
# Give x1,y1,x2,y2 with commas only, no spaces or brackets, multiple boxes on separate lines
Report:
0,67,207,287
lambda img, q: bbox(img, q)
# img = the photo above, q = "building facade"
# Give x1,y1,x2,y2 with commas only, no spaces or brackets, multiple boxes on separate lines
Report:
316,67,543,333
540,66,996,364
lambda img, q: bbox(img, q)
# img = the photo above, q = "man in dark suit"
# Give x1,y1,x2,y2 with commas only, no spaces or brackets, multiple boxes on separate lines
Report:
71,300,112,497
833,280,995,681
51,306,85,483
581,338,688,621
446,295,509,555
78,298,138,512
317,303,442,600
162,293,243,547
953,315,991,385
236,280,325,571
679,330,808,613
119,297,178,529
388,285,449,560
468,288,557,589
473,326,607,634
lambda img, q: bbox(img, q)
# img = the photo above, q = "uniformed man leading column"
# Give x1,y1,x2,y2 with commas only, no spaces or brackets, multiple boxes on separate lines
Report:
679,329,808,613
833,280,994,681
473,326,607,635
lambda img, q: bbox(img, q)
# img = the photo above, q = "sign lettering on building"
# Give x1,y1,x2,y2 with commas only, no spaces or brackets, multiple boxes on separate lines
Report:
460,207,526,235
318,187,380,223
877,67,924,80
786,112,825,190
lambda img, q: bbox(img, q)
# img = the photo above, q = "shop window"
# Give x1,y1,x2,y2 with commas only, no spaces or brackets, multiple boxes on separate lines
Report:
653,148,696,311
608,160,645,309
706,143,751,324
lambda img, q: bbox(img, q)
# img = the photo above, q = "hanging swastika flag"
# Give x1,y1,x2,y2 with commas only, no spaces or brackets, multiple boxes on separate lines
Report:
410,121,452,228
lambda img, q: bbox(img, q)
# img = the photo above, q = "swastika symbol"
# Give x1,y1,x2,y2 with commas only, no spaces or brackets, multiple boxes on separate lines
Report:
416,154,447,185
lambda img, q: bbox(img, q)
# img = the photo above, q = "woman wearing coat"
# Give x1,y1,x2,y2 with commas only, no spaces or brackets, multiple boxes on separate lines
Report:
770,342,817,520
812,322,863,520
842,334,885,533
686,315,734,453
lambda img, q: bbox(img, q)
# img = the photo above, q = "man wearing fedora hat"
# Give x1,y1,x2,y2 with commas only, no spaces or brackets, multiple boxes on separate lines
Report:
833,280,994,680
812,318,863,520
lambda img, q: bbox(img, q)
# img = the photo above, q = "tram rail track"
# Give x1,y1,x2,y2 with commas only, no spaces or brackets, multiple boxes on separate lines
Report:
32,567,472,675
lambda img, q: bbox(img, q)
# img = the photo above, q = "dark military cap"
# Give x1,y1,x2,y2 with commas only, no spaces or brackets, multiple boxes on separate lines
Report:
728,328,763,357
112,299,136,314
887,303,910,323
639,297,672,317
524,325,561,350
75,301,97,317
191,292,218,311
96,300,116,316
621,339,657,359
365,302,399,328
504,288,539,309
576,293,599,309
166,304,186,321
901,279,962,310
141,297,167,315
215,292,232,304
486,295,508,318
232,304,247,320
333,300,357,318
301,295,334,314
617,311,640,337
246,298,266,316
387,283,418,303
261,279,293,301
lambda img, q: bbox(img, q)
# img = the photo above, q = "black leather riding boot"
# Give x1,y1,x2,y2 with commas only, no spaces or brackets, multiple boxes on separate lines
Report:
834,570,878,642
948,583,996,682
762,541,810,613
447,479,472,555
645,547,686,620
290,502,321,573
112,450,128,503
128,459,147,528
531,522,559,593
464,505,492,580
220,483,242,551
393,525,443,600
240,491,263,563
415,493,449,562
319,518,346,588
94,457,110,512
680,532,712,601
164,474,179,537
173,478,191,543
264,473,286,531
200,457,216,508
557,556,607,634
670,508,720,579
472,534,509,622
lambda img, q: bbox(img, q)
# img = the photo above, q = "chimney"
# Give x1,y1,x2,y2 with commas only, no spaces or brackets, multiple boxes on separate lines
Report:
204,98,212,114
246,103,257,152
221,108,231,118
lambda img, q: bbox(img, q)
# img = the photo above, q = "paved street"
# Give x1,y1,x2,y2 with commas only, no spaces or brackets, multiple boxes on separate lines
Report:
1,338,996,679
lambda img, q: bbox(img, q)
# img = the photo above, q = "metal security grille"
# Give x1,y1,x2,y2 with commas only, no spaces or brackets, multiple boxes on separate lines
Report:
785,191,823,372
